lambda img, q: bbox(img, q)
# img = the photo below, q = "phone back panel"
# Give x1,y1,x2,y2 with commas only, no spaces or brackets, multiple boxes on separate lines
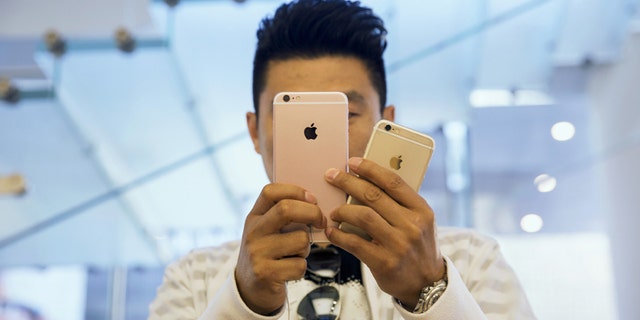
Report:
363,120,435,191
273,92,348,242
342,120,434,240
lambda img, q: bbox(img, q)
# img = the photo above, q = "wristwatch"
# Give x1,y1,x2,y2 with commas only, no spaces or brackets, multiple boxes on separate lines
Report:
406,259,448,313
413,275,448,313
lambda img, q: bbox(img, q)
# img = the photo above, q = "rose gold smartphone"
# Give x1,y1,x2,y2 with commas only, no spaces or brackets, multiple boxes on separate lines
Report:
340,119,435,240
273,92,348,243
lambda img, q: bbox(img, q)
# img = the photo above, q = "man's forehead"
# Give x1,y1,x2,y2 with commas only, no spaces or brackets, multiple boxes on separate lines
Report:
258,57,376,110
344,90,366,105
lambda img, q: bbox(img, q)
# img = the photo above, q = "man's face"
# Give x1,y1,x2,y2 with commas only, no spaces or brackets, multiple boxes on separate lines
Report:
247,56,395,181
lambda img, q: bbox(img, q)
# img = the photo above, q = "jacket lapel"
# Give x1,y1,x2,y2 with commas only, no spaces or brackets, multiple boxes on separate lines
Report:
362,263,397,320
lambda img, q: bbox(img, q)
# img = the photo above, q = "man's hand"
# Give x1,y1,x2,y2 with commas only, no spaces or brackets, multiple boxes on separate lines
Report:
324,157,445,309
235,183,326,315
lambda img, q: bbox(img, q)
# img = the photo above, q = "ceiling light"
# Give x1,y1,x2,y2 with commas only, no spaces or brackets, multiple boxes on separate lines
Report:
551,121,575,141
520,214,543,233
469,89,512,108
469,89,554,108
534,174,557,193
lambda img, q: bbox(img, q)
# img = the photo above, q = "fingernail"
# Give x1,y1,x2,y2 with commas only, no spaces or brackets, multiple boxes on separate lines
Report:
348,157,363,170
304,191,317,204
325,168,339,181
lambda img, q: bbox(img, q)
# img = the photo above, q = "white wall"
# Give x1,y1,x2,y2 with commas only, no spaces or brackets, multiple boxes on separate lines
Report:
589,32,640,320
497,233,617,320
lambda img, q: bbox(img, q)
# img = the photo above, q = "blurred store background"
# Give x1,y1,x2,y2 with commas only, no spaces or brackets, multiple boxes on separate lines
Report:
1,0,639,319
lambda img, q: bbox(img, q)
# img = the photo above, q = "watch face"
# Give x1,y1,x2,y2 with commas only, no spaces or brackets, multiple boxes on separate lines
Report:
421,281,448,311
399,279,447,313
416,258,448,313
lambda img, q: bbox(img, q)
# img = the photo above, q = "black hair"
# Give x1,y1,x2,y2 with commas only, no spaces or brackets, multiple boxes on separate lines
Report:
252,0,388,115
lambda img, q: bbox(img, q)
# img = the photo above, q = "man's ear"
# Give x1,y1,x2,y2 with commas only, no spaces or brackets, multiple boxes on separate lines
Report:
382,105,395,121
246,112,261,154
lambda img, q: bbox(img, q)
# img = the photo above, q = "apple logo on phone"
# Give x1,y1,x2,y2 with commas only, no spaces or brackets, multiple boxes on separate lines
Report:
304,123,318,140
389,155,403,170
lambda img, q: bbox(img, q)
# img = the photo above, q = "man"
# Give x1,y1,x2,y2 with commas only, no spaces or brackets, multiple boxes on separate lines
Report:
149,0,536,319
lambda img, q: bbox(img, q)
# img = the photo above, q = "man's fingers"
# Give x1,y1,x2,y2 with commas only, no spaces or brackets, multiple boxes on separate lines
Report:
249,183,317,217
332,205,396,243
325,167,406,227
247,183,324,236
256,199,325,235
325,226,380,266
266,258,309,282
347,157,426,209
247,231,312,260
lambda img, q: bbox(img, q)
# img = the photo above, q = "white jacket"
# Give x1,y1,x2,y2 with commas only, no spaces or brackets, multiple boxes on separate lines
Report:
149,227,536,319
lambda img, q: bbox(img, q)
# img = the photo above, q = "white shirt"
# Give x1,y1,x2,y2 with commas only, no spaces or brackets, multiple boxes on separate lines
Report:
148,227,536,319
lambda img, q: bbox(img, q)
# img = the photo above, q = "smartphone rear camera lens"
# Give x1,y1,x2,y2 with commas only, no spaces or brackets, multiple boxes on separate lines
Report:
385,124,392,131
283,95,290,102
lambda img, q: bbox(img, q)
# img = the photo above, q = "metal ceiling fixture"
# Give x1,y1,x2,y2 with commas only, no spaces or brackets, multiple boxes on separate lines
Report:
0,174,27,196
44,30,67,57
163,0,180,8
0,78,20,104
115,27,136,53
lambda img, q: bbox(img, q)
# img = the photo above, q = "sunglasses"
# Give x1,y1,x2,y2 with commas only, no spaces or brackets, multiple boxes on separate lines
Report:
297,245,342,320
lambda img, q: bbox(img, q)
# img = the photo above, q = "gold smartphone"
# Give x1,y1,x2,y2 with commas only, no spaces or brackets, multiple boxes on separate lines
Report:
273,92,349,243
340,119,435,240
